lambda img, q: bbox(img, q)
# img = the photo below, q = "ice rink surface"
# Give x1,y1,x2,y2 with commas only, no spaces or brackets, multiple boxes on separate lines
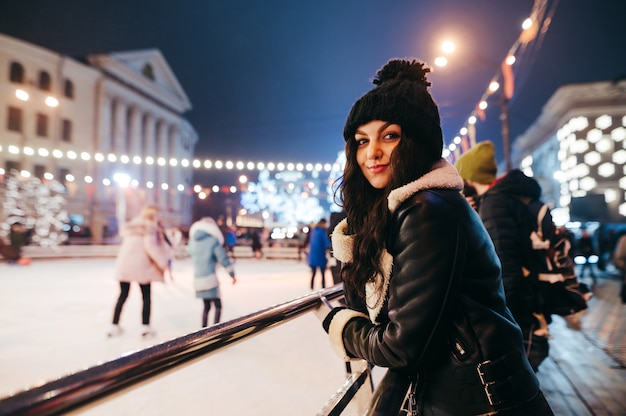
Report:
0,257,354,415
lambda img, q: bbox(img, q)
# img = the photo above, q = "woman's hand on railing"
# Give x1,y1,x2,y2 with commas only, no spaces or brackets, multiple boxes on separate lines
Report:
312,294,334,322
313,295,346,332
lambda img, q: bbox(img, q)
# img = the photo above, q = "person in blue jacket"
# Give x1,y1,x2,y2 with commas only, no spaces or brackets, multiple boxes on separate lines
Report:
307,218,331,289
187,217,237,327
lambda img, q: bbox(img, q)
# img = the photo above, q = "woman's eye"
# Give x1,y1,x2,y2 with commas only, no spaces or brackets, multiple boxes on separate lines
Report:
384,132,401,140
356,138,368,146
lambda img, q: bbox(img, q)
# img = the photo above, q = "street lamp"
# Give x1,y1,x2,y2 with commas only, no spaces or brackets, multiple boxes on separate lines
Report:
433,39,515,172
434,39,456,68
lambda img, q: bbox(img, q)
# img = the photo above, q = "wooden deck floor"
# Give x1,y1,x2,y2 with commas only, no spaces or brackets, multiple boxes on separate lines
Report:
537,274,626,415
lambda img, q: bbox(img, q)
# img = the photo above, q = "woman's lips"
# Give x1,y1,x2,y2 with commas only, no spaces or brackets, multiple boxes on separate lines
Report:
368,164,388,174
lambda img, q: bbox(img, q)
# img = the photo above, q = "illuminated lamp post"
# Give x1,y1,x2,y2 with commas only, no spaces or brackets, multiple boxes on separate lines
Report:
434,40,515,172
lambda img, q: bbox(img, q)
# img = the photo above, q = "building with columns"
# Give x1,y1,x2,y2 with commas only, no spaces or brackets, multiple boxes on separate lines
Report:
0,33,197,242
512,79,626,223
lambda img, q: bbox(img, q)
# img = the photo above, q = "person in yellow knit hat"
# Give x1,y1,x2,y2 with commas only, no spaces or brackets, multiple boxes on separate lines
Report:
454,140,497,211
456,140,551,372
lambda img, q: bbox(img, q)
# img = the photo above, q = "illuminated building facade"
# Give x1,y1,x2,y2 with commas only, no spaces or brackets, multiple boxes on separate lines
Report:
0,33,198,241
513,79,626,223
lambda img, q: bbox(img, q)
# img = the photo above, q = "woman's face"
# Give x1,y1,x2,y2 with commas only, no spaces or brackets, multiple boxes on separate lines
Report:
354,120,401,189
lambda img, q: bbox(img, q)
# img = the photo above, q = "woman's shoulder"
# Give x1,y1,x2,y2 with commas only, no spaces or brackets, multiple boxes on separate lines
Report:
388,159,463,213
397,188,465,216
392,189,482,240
121,217,156,236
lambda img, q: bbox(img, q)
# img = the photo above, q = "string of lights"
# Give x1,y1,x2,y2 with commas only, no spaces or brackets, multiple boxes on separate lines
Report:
437,0,556,164
0,143,338,193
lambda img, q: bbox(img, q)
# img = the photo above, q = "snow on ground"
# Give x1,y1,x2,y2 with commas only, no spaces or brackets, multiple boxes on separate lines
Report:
0,257,358,415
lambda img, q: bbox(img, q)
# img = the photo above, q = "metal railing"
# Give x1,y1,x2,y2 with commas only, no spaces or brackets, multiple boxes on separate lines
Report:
20,244,303,260
0,284,374,416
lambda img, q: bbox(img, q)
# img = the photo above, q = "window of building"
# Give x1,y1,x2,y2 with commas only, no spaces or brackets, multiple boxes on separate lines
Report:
61,119,72,142
64,79,74,99
34,164,46,179
36,113,49,137
9,62,25,83
5,160,21,176
7,106,23,132
142,63,155,81
39,71,51,91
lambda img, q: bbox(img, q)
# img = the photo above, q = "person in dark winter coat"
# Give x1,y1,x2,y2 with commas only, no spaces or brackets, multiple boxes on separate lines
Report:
576,230,597,283
187,217,237,327
328,211,347,285
250,229,263,259
1,222,30,265
307,219,332,289
456,141,550,372
317,59,552,415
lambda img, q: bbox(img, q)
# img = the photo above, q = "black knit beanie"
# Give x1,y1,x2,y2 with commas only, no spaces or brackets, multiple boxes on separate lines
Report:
343,59,443,154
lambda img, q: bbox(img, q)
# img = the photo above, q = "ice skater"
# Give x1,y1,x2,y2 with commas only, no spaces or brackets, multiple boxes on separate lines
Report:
187,216,237,327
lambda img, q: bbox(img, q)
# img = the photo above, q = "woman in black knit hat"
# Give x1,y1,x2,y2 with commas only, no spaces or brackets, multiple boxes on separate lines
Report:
317,59,553,415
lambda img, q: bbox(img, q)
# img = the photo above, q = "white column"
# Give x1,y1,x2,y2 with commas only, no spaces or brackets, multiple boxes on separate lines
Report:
113,100,127,154
170,126,182,211
99,96,113,154
143,114,157,205
128,107,142,182
97,96,113,198
92,94,113,242
157,120,169,209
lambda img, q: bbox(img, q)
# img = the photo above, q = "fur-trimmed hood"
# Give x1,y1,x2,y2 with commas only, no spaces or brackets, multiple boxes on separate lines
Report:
189,217,224,245
330,158,463,322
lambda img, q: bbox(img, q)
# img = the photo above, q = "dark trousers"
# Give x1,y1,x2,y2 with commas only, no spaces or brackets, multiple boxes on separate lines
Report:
310,266,326,289
112,281,151,325
579,261,596,280
202,298,222,327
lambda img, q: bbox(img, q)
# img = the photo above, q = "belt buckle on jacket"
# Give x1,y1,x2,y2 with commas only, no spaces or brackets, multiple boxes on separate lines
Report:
477,360,496,406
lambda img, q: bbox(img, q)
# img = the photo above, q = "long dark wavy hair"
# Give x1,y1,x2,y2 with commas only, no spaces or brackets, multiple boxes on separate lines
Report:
338,129,441,297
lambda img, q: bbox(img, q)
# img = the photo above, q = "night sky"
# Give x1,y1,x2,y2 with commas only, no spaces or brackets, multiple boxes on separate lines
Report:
1,0,625,174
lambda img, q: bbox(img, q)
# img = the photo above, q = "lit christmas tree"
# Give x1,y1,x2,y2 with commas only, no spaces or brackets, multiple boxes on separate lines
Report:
1,172,69,247
241,169,326,226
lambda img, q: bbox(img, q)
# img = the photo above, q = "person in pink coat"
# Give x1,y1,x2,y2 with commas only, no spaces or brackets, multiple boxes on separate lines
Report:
107,205,170,338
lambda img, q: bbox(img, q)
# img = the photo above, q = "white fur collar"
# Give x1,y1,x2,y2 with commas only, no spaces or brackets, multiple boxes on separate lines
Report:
330,158,463,322
331,158,463,263
387,158,463,213
189,218,224,245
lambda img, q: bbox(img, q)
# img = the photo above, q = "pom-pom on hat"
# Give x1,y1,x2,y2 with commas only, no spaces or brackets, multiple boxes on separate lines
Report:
455,141,498,184
343,59,442,154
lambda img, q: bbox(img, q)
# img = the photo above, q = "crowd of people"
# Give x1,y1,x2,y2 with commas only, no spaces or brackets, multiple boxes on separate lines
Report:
103,208,335,336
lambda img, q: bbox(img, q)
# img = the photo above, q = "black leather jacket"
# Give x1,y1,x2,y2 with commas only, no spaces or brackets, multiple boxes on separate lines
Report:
478,169,543,329
328,161,540,415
